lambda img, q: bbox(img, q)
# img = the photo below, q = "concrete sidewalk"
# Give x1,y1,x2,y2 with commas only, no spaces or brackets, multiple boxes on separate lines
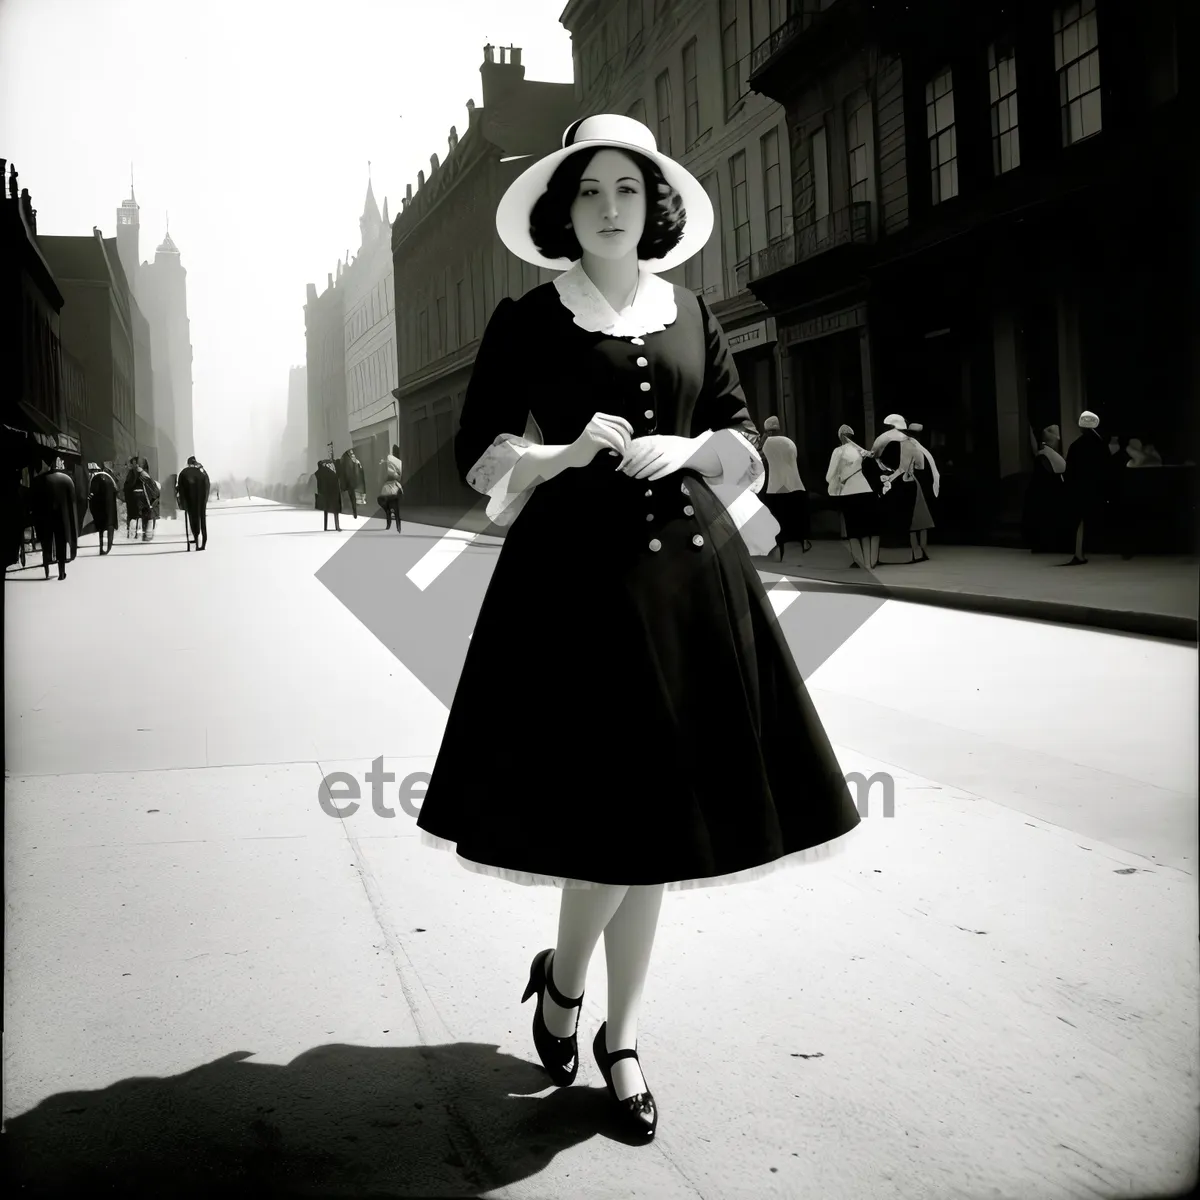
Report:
329,502,1198,642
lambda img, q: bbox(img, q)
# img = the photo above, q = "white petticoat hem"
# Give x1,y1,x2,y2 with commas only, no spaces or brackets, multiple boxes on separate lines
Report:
418,828,855,891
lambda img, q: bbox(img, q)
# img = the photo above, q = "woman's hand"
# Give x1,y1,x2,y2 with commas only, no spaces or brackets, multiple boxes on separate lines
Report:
570,413,635,467
618,435,701,481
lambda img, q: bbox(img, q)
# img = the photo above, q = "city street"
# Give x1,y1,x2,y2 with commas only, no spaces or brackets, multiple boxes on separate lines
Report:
5,498,1198,1199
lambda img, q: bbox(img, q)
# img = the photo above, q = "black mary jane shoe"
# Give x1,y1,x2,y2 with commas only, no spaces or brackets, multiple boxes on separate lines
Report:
521,949,583,1087
593,1022,657,1140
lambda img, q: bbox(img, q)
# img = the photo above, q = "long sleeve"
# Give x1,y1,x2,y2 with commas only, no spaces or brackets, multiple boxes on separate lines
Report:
688,295,778,556
454,297,543,527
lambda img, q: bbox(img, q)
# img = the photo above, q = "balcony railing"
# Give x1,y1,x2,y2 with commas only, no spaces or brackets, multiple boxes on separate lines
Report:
749,3,825,77
749,202,870,283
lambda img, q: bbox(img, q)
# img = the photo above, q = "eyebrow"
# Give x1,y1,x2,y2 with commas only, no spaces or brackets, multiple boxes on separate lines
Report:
580,177,641,184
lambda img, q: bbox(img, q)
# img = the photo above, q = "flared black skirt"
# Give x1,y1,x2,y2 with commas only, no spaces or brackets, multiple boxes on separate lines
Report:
416,467,861,890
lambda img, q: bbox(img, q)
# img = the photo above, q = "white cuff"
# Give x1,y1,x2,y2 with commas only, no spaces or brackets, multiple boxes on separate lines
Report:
464,414,545,528
692,430,779,556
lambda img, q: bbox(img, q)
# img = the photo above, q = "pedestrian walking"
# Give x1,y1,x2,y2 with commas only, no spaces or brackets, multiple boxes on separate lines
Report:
338,448,365,518
1063,410,1114,565
177,456,211,551
757,415,811,561
378,445,404,532
413,113,860,1143
315,459,342,531
826,424,881,569
87,461,119,554
122,459,140,538
871,415,940,563
28,456,78,580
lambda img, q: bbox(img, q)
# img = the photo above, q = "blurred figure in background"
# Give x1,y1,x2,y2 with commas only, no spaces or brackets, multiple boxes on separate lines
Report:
87,461,119,555
177,456,211,551
757,415,810,561
1063,410,1111,566
826,424,881,569
315,458,342,532
29,455,78,580
378,444,404,532
122,458,140,538
1022,425,1068,554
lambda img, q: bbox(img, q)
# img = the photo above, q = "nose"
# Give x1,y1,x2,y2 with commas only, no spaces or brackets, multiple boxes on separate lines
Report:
601,191,619,220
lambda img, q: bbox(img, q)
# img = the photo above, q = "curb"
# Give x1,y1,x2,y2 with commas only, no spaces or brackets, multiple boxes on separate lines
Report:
756,562,1198,644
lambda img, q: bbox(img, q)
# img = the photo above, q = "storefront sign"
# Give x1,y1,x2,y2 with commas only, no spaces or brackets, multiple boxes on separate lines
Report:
780,304,866,347
728,320,770,352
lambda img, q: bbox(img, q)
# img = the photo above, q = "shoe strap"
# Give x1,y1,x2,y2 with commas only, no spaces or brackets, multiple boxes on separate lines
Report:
606,1047,640,1064
544,954,583,1009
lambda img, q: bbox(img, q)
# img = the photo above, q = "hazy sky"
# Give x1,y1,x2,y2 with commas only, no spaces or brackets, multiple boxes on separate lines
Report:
0,0,574,480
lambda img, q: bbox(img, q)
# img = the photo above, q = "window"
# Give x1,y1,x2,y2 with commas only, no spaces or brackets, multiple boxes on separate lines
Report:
626,0,643,61
925,67,958,204
683,39,700,147
627,97,647,124
655,70,673,155
455,278,465,346
1054,0,1102,145
760,127,783,242
810,125,830,236
720,0,745,114
988,40,1020,174
685,172,723,294
730,150,750,264
846,99,870,203
436,295,446,355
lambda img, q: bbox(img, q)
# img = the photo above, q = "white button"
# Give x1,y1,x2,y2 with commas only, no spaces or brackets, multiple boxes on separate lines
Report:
648,538,662,552
631,337,645,345
683,504,694,516
692,534,705,547
636,356,648,367
644,410,654,419
680,482,690,495
640,381,651,392
608,450,619,457
644,489,653,497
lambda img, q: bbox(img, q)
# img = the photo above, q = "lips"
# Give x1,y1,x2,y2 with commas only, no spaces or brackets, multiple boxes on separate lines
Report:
599,228,623,235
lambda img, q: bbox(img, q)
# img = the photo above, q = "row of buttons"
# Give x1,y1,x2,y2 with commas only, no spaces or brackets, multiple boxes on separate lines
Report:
647,480,703,553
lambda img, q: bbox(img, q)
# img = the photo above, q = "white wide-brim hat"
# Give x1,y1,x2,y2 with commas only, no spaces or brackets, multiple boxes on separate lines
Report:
1078,410,1100,429
883,413,908,430
495,114,714,274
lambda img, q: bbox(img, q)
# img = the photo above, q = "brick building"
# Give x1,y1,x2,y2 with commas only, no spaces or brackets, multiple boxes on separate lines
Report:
561,0,797,433
39,230,139,469
747,0,1191,538
388,44,579,507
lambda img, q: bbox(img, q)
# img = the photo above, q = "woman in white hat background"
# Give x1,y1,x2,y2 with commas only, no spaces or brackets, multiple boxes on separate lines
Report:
756,414,811,560
825,424,882,568
414,114,861,1142
1022,424,1068,554
870,415,940,563
1063,409,1112,565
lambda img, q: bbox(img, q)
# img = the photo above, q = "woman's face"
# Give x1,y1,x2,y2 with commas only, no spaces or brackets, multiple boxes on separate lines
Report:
569,149,647,261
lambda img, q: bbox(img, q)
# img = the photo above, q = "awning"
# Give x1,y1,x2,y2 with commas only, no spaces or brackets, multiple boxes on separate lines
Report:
11,401,82,456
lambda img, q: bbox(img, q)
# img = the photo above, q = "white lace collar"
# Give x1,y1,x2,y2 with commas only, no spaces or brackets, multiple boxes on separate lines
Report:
553,260,678,338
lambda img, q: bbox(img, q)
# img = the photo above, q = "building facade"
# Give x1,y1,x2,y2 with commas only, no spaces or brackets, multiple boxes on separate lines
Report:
39,230,138,468
138,225,195,465
280,364,308,483
748,0,1190,537
388,43,580,507
344,180,399,496
304,269,349,466
561,0,797,434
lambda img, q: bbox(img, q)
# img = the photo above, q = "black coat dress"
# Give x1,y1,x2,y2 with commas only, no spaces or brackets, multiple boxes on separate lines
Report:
1065,429,1113,526
415,280,860,890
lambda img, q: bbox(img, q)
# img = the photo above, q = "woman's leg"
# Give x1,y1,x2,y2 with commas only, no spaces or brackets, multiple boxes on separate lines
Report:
908,531,920,560
1075,520,1086,560
543,885,629,1037
603,884,666,1099
847,537,865,567
869,535,881,568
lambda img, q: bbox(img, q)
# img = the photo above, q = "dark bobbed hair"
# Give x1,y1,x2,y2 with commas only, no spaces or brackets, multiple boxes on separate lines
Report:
528,146,686,263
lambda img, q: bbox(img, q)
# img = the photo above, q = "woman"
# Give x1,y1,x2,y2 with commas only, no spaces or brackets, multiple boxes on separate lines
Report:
414,114,861,1142
1022,425,1067,554
315,458,342,531
756,416,811,561
87,461,119,555
826,424,881,569
871,416,939,563
378,444,404,532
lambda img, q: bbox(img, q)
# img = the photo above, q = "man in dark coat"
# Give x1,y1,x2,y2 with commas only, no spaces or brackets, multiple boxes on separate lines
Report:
28,456,79,579
87,461,119,554
1063,410,1113,565
315,458,342,531
177,456,211,551
122,458,140,538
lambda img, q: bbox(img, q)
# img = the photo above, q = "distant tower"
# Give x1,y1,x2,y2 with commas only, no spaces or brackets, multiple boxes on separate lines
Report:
115,167,140,290
359,173,383,250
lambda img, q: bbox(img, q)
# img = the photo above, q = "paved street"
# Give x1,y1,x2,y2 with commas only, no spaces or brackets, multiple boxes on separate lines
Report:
5,498,1198,1199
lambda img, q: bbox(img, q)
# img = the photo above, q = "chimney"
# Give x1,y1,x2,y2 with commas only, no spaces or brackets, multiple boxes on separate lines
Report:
480,41,525,109
327,272,334,290
448,125,458,153
418,169,425,189
430,153,439,174
406,183,413,203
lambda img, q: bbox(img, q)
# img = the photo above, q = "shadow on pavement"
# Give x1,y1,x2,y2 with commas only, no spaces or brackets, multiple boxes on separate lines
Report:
2,1041,637,1197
